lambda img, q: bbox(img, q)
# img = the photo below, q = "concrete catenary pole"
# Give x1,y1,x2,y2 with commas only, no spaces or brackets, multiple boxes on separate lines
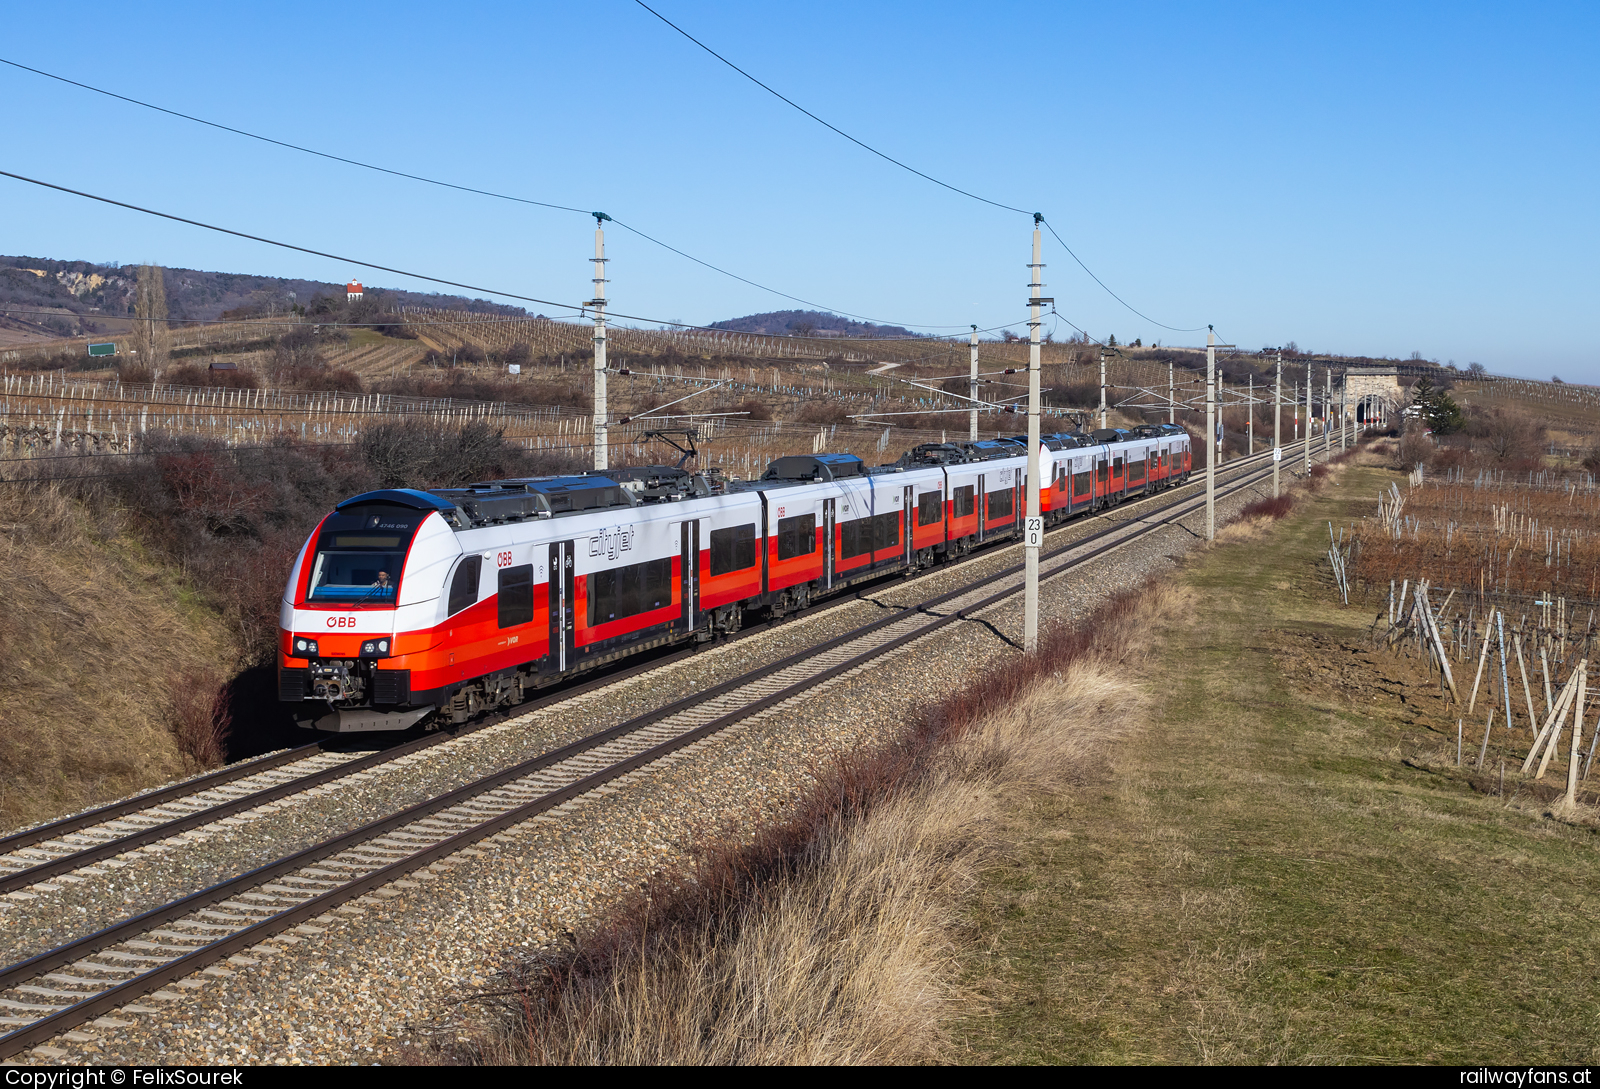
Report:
1340,368,1348,451
1099,349,1108,430
1273,350,1282,498
1248,372,1254,456
590,213,611,471
1206,326,1216,541
1024,217,1046,653
969,324,979,441
1324,365,1333,462
1303,368,1312,472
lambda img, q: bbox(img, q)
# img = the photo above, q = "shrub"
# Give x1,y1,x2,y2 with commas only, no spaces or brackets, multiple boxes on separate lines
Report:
1396,428,1433,469
167,665,233,769
1239,494,1295,520
164,362,262,389
358,420,581,489
793,400,851,425
736,398,773,422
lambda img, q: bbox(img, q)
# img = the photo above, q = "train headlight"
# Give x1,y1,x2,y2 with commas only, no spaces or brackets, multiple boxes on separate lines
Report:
360,640,392,659
295,638,318,657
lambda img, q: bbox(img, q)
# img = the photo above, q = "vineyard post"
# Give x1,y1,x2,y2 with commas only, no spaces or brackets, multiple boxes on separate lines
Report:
1566,664,1587,804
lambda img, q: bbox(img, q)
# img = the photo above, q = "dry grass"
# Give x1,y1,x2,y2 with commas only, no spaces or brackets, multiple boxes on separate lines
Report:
456,586,1183,1065
956,460,1600,1064
0,485,230,830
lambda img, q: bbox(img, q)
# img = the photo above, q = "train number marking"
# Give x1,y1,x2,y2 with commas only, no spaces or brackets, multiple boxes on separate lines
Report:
497,551,514,567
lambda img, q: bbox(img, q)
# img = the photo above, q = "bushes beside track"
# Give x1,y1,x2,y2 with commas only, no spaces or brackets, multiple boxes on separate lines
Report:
0,421,582,805
458,582,1177,1065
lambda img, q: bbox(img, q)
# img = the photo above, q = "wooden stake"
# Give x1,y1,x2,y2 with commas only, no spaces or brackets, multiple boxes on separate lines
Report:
1467,609,1495,714
1566,664,1587,805
1419,585,1460,703
1514,634,1539,736
1537,670,1580,780
1477,706,1495,769
1526,667,1582,776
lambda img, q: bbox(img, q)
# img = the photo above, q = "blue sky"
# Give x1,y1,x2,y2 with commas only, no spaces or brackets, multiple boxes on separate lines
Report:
3,2,1595,378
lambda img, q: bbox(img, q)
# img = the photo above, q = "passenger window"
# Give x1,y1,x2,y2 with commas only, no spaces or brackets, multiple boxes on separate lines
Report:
954,486,975,518
587,558,673,626
988,488,1014,519
1073,470,1091,495
709,524,757,576
497,564,534,628
917,491,942,527
448,555,482,617
839,518,868,559
776,514,817,561
872,511,899,551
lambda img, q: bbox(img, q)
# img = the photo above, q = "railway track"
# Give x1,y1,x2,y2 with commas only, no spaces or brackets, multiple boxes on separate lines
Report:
0,442,1314,1057
0,438,1309,902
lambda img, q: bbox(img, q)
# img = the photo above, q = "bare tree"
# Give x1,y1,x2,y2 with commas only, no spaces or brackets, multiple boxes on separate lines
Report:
130,265,170,380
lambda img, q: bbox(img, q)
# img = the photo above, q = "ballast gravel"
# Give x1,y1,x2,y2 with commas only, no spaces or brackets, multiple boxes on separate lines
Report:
14,465,1286,1065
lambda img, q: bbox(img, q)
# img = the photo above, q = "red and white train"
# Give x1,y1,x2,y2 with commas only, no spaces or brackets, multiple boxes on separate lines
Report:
278,424,1191,731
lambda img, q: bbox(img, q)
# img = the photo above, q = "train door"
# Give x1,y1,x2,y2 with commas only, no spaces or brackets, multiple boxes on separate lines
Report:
547,541,574,672
903,485,914,565
823,497,836,590
977,473,987,543
674,520,700,633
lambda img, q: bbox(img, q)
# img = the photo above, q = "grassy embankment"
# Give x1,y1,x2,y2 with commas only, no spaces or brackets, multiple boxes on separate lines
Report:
0,486,232,829
955,457,1600,1064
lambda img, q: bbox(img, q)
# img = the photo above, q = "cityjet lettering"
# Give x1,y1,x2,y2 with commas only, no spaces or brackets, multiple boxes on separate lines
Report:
588,526,636,561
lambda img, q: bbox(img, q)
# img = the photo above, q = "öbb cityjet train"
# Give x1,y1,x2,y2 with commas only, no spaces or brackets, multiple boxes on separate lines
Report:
278,425,1191,731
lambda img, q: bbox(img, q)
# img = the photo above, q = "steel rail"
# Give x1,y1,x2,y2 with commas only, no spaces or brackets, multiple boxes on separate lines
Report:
0,436,1299,894
0,744,324,855
0,443,1310,1057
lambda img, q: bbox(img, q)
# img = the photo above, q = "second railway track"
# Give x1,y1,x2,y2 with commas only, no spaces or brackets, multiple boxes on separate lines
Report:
0,443,1311,1057
0,439,1307,902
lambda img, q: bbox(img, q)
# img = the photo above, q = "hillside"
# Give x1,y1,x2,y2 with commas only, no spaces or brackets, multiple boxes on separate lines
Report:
708,309,921,339
0,255,529,341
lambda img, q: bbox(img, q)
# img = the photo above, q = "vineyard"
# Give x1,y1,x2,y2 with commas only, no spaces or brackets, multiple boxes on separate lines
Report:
0,369,1095,483
1350,469,1600,648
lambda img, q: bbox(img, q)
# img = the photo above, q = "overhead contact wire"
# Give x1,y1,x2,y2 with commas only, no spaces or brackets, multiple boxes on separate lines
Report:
631,0,1032,217
0,56,971,333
